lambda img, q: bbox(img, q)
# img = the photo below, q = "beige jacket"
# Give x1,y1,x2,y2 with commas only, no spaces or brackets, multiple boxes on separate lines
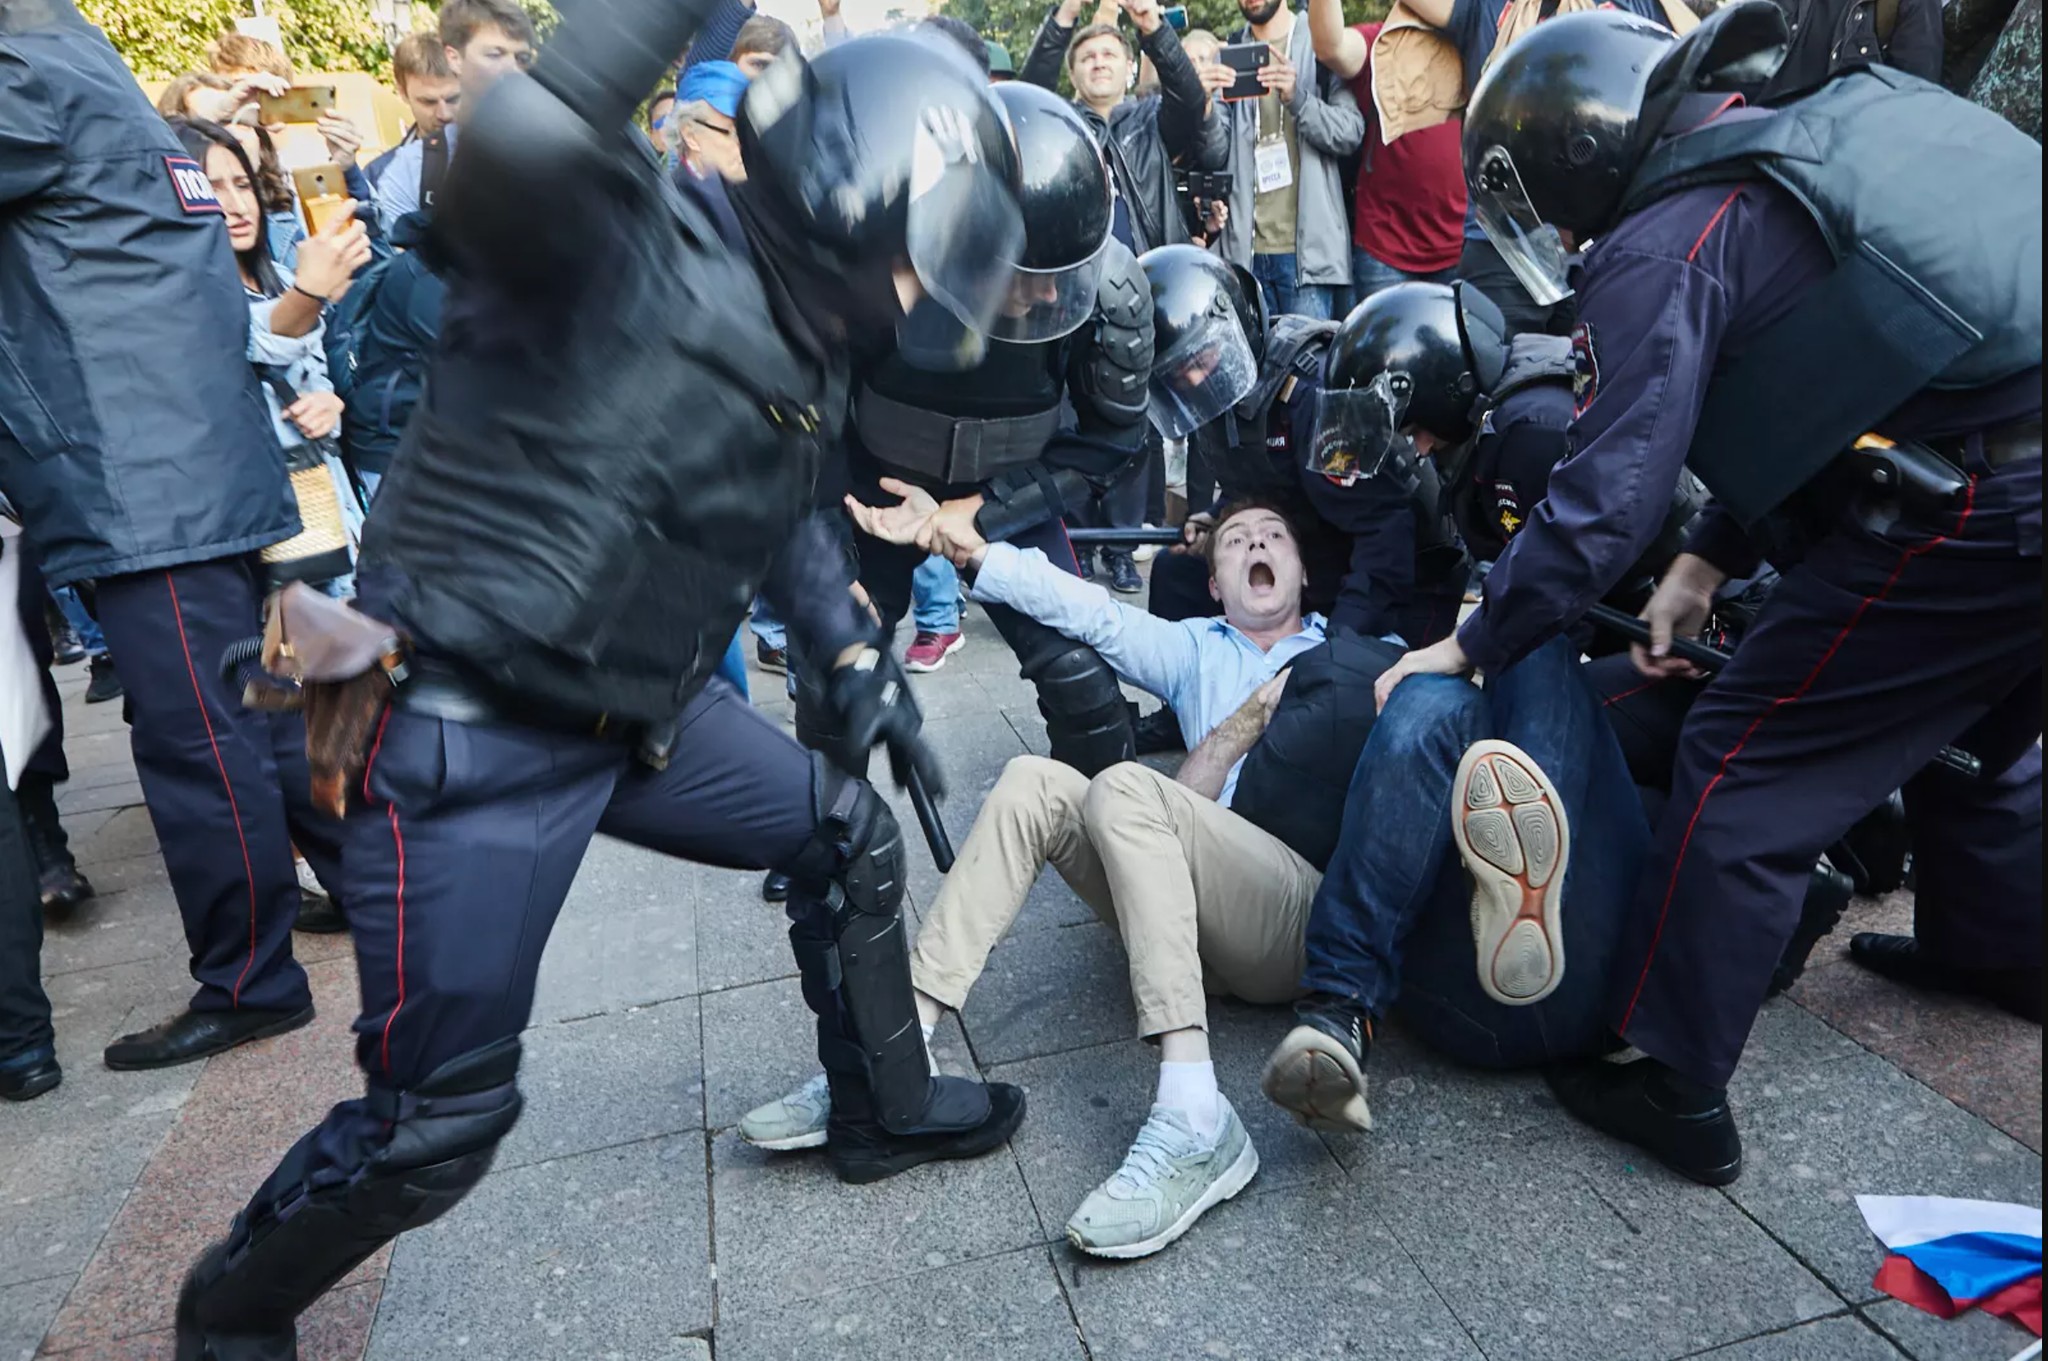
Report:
1372,0,1699,142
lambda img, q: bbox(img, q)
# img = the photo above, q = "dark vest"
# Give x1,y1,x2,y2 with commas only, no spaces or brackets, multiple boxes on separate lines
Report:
360,174,843,723
1621,68,2043,524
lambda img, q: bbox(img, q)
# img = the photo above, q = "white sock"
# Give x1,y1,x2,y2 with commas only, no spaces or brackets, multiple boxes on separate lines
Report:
922,1022,939,1076
1155,1060,1222,1142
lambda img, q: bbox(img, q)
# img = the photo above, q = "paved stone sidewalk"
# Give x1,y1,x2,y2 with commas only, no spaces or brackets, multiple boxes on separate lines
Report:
2,602,2039,1361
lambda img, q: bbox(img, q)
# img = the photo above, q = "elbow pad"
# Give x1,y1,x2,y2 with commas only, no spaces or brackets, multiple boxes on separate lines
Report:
976,466,1095,542
1070,241,1155,430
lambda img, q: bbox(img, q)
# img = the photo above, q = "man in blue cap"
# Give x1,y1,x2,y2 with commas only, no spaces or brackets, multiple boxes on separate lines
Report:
673,59,748,181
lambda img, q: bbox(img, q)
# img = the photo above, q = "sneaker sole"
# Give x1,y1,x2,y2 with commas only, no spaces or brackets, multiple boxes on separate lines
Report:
828,1088,1027,1185
741,1126,829,1152
1452,741,1569,1007
902,635,966,674
1069,1137,1261,1260
103,1005,316,1071
1260,1026,1373,1134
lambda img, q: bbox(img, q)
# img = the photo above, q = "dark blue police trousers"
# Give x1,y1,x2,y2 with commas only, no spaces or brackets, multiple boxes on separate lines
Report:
1615,457,2042,1089
0,736,54,1069
91,558,345,1014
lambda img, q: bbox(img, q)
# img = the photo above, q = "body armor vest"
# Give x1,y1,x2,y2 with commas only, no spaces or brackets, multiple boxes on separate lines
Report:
1621,67,2042,524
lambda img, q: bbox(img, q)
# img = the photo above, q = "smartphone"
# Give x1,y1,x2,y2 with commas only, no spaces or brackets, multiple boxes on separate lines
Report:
1162,5,1189,30
1217,42,1272,101
258,83,337,125
291,163,354,235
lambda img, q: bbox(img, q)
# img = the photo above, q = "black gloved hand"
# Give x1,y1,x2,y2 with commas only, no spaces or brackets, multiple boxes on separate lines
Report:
825,647,947,800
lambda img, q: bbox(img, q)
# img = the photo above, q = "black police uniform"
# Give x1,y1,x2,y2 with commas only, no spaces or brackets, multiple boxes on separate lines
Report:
1455,12,2042,1109
0,0,343,1038
173,16,1027,1356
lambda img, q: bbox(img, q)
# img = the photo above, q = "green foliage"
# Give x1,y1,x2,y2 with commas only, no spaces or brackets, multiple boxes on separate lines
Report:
79,0,240,79
947,0,1389,75
273,0,391,76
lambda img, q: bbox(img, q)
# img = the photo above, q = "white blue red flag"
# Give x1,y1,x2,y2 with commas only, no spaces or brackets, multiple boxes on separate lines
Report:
1858,1194,2043,1336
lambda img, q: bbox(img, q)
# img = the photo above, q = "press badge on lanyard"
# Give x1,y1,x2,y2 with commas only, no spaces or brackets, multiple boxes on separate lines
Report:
1255,96,1292,195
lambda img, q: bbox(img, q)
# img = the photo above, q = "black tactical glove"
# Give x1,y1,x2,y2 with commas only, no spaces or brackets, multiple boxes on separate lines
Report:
826,647,947,800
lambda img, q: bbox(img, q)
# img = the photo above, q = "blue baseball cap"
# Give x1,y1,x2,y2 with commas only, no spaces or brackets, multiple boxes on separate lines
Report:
678,60,747,119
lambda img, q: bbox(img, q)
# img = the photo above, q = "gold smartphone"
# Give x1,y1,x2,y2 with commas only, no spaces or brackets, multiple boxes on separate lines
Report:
258,84,337,125
292,163,354,235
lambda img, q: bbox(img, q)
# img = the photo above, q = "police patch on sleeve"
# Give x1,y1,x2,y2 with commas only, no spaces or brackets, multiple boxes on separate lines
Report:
164,155,223,215
1570,321,1599,418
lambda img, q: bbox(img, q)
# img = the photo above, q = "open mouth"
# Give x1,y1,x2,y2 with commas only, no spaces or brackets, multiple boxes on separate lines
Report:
1248,562,1275,591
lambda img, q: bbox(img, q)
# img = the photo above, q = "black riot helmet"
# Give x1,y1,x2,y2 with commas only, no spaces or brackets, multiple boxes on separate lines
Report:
1462,2,1790,307
1138,244,1265,439
1308,282,1510,487
991,82,1114,344
738,32,1027,369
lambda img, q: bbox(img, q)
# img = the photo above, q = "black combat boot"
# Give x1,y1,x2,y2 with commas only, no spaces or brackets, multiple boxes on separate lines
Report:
16,773,93,913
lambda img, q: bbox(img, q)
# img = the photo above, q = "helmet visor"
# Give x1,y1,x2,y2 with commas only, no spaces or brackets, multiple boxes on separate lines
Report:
1471,145,1575,308
1146,311,1258,439
1307,371,1416,482
989,240,1109,344
906,108,1028,352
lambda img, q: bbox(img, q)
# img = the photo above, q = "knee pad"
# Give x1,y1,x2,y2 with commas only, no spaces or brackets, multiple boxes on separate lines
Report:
782,765,928,1131
1028,644,1135,777
184,1040,523,1341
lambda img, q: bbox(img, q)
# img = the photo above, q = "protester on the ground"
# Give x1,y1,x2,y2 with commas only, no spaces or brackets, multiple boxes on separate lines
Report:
0,0,352,1072
753,494,1324,1259
1757,0,1941,100
366,32,462,190
1210,0,1363,320
376,0,535,232
1304,0,1464,302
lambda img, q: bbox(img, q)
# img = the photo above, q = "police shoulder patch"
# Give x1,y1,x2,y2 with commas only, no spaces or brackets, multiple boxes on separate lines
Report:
165,155,222,216
1570,321,1599,418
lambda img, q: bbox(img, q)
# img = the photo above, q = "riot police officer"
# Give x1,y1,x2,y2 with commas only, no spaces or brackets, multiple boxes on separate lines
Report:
0,0,345,1071
797,80,1155,782
173,12,1033,1356
1375,3,2042,1185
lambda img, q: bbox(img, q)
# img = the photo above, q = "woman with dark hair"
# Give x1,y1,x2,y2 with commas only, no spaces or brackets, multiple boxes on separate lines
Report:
165,117,372,583
229,120,305,269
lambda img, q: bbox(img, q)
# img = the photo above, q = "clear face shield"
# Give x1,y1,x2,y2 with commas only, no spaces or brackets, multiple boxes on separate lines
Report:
1471,144,1575,309
990,240,1110,345
899,106,1028,370
1145,310,1259,440
1306,370,1424,495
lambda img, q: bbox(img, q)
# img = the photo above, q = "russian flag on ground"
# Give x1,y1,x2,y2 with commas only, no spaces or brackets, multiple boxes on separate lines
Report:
1858,1195,2043,1337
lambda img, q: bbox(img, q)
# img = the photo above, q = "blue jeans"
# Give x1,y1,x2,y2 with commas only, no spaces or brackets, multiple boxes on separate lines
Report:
1347,245,1458,312
714,628,749,698
49,584,105,656
1251,252,1337,321
749,597,786,651
1300,638,1648,1068
911,555,960,634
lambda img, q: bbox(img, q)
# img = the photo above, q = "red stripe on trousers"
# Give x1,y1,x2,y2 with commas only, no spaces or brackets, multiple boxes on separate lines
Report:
164,572,263,1008
361,708,408,1074
1619,479,1979,1032
1601,676,1670,709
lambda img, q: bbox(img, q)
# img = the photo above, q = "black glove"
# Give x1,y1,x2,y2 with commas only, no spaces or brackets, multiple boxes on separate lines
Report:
825,647,946,800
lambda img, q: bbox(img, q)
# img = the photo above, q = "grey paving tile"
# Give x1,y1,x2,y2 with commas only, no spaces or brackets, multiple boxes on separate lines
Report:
55,762,144,794
39,851,174,900
58,730,136,773
1320,1022,1558,1173
367,1134,711,1360
957,921,1135,1067
1861,1298,2040,1360
0,1276,69,1361
694,867,800,993
718,1247,1085,1361
1361,1126,1842,1361
53,779,145,816
1058,1177,1484,1361
69,806,156,866
709,1127,1041,1314
992,1004,1340,1240
0,1186,125,1289
529,838,698,1023
1692,1315,1905,1359
999,705,1054,758
498,998,703,1172
39,896,185,979
1721,1044,2041,1304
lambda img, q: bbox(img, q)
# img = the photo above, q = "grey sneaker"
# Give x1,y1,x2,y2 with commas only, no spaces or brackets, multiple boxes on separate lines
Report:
1452,740,1569,1006
1065,1100,1258,1259
739,1073,830,1151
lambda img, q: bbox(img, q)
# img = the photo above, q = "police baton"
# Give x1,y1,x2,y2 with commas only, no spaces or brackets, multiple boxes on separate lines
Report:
904,763,956,874
1583,603,1983,779
1062,527,1188,547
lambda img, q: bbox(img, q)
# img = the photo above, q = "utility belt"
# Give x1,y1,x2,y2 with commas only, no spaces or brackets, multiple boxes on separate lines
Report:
1772,418,2040,551
395,655,680,769
855,386,1061,487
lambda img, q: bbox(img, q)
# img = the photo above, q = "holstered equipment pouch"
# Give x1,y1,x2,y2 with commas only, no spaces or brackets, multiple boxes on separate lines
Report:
856,386,1062,486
